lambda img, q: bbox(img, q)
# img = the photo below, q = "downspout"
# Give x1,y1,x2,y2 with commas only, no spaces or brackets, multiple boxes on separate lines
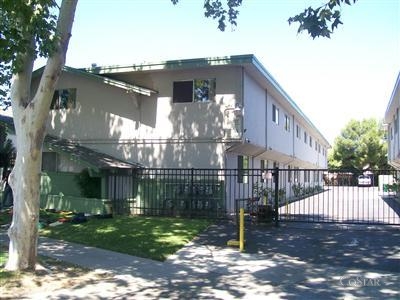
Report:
240,66,245,142
292,114,296,165
265,89,268,151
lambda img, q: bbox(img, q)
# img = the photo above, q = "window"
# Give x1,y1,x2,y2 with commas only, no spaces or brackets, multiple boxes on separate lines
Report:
272,104,279,124
304,131,308,144
296,125,301,139
309,136,312,147
260,159,267,182
314,170,320,182
51,88,76,110
42,152,57,172
294,167,300,183
260,159,267,170
284,114,290,131
304,170,310,182
237,155,249,183
173,79,215,103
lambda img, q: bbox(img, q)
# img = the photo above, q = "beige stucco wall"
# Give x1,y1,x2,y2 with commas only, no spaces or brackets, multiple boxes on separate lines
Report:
46,66,244,168
40,62,328,170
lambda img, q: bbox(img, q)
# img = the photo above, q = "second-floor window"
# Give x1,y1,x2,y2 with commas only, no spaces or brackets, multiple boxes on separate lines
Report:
284,115,290,132
173,79,216,103
51,88,76,110
296,125,301,139
272,104,279,124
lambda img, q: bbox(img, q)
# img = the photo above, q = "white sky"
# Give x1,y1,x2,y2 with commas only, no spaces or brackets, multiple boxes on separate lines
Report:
34,0,400,145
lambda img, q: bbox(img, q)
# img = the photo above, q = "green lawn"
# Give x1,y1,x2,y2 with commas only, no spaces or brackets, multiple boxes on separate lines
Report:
41,216,212,261
0,247,7,265
0,247,14,281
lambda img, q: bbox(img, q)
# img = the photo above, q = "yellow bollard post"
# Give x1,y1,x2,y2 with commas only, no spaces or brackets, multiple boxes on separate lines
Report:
239,208,244,252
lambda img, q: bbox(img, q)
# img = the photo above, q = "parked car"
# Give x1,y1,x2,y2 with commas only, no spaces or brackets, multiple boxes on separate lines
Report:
358,175,372,187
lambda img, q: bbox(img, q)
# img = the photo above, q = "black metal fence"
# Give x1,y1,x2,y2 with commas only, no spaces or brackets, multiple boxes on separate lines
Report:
107,168,400,225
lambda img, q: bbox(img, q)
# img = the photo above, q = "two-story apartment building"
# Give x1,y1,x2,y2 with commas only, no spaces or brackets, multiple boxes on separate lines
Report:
26,54,330,215
38,54,329,171
384,72,400,168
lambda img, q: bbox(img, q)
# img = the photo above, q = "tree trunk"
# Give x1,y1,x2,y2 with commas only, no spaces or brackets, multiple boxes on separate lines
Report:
5,0,78,271
5,122,43,270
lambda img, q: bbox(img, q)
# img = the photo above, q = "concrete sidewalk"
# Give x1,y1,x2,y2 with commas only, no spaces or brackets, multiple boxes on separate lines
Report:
1,222,399,299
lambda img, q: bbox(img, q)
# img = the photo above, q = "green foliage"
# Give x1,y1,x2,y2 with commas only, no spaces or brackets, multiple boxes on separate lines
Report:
172,0,355,37
0,0,358,104
288,0,358,39
172,0,243,32
41,216,212,261
291,183,323,198
252,181,285,205
74,169,101,199
0,208,12,225
328,118,389,170
291,183,303,197
0,0,59,104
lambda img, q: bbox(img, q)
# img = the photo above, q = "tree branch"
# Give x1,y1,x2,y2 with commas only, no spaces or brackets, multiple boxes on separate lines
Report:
31,0,78,129
10,37,36,119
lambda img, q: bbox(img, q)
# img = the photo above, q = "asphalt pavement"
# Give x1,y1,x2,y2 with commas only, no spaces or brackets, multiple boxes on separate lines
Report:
1,221,399,299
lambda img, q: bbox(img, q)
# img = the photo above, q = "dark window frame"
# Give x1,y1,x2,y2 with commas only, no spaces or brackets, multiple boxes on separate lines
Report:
51,88,76,110
173,79,216,103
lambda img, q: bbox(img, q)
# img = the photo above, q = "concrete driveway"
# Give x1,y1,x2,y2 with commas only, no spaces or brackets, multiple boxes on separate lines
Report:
169,221,400,299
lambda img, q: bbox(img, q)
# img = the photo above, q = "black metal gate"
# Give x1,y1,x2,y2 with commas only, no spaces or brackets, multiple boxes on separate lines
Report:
277,169,400,225
106,167,400,225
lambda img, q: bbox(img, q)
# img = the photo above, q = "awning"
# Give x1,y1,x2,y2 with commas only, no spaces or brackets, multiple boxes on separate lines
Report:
45,135,142,171
0,115,142,171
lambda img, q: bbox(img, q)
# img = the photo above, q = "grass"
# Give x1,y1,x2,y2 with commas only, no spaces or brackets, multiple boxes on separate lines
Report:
0,247,16,284
0,246,14,281
1,209,212,261
41,216,212,261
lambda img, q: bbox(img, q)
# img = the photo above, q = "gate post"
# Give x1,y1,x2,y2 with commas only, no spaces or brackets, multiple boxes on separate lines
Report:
274,167,279,227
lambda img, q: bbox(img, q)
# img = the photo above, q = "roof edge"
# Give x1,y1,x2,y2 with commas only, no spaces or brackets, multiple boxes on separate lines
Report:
384,72,400,122
250,56,331,147
85,54,256,74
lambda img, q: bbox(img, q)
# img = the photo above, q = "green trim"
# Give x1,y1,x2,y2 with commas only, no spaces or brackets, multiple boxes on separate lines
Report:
87,54,255,74
63,66,158,96
32,66,158,96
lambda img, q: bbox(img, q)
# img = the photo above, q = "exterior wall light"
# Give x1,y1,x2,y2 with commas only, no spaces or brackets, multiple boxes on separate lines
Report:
224,104,243,117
